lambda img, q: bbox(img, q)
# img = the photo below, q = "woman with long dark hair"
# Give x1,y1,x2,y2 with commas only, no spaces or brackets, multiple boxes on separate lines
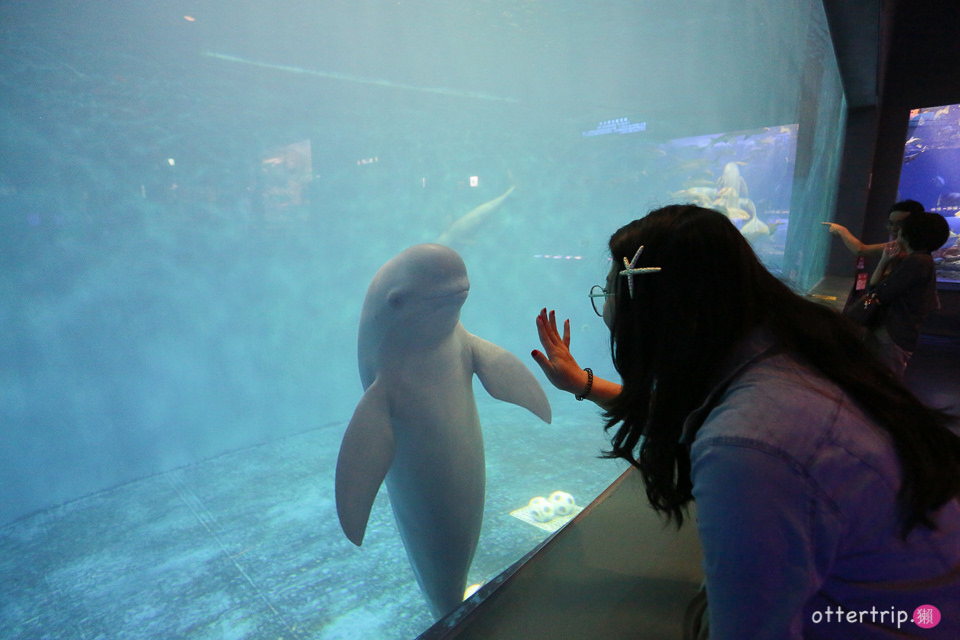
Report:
532,205,960,639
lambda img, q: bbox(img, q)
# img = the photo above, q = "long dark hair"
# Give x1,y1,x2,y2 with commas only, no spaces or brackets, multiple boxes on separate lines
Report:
603,204,960,534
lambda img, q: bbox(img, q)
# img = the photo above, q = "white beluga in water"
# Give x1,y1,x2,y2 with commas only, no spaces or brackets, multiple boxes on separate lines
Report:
437,185,515,246
713,163,776,242
335,243,551,618
716,161,754,221
718,161,748,199
739,207,782,242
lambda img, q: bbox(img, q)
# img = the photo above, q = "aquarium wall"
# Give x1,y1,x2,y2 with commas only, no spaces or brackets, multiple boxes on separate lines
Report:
2,0,845,636
897,104,960,283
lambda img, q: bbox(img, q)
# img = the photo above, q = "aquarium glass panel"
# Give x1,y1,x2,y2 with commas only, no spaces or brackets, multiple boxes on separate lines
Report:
1,0,845,637
897,104,960,283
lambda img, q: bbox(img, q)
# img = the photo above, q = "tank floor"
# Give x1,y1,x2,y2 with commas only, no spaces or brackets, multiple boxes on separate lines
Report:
0,425,427,639
0,396,618,640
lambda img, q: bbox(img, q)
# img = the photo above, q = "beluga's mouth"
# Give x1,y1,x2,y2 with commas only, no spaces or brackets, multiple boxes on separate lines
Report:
425,286,469,303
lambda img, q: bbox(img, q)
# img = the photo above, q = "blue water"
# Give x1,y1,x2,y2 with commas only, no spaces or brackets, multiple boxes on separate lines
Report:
897,104,960,281
1,0,845,637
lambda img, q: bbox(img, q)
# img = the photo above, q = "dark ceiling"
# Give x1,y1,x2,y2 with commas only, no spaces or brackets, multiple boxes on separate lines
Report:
883,0,960,109
824,0,960,111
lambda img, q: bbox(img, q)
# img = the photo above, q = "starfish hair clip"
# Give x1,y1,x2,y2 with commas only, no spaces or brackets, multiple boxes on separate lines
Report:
619,245,662,299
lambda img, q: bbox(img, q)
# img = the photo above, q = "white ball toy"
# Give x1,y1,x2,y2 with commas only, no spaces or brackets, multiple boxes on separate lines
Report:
549,491,576,516
528,496,555,522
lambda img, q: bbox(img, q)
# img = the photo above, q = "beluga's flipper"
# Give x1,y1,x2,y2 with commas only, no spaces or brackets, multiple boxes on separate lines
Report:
335,378,395,546
470,334,552,424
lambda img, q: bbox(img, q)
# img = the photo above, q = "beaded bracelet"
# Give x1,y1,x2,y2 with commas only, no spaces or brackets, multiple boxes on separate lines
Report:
576,367,594,401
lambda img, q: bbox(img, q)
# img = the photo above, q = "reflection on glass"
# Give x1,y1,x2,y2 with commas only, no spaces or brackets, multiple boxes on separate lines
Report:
652,125,799,275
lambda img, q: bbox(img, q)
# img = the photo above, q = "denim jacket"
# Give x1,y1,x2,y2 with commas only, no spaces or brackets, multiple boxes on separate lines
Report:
684,332,960,639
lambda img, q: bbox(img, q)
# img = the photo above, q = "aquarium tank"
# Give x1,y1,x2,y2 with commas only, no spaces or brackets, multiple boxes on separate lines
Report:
1,0,845,638
897,103,960,283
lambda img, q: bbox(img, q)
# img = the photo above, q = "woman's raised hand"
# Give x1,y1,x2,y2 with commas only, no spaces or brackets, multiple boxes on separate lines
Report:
531,308,586,395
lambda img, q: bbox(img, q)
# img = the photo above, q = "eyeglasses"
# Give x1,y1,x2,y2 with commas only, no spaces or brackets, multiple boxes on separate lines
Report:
589,246,663,317
588,284,614,317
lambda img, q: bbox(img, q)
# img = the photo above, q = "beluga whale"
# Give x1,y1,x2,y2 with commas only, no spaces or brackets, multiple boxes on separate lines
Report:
336,243,551,619
436,185,515,246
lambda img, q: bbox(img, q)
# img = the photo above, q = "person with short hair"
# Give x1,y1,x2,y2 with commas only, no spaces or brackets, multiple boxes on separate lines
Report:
863,210,951,378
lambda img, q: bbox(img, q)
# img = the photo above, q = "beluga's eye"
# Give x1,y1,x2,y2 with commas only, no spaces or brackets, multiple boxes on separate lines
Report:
387,289,405,308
